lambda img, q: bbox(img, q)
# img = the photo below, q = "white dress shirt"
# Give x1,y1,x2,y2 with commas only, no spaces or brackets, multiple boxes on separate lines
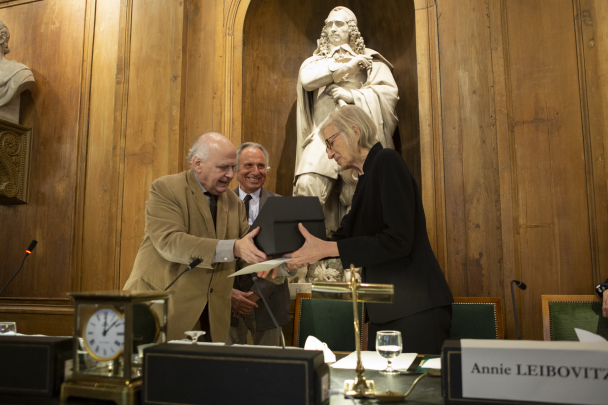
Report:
237,186,262,225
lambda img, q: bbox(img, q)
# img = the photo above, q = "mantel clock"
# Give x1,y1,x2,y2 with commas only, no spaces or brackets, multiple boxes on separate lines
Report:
61,291,171,405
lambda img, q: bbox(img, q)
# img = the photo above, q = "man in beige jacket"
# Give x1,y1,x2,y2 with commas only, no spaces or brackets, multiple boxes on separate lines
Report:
124,133,267,342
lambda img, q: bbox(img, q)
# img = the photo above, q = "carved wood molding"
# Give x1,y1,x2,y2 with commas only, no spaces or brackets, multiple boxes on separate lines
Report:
223,0,253,144
0,119,31,203
0,0,43,9
0,298,73,315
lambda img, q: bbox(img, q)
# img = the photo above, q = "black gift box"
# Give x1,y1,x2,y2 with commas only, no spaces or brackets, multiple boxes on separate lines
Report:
143,343,329,405
251,196,326,256
442,340,538,405
0,335,71,397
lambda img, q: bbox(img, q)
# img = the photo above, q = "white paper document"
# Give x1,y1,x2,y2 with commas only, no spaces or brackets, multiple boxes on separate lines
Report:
304,336,336,363
331,351,417,371
460,339,608,405
227,258,292,277
575,328,607,342
420,357,441,369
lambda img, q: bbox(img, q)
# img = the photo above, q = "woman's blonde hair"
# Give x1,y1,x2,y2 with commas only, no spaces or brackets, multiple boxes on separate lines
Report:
318,105,376,160
318,106,377,182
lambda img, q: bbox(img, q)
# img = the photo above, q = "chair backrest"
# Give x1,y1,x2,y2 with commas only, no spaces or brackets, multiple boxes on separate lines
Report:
541,295,608,341
450,297,504,339
293,293,366,352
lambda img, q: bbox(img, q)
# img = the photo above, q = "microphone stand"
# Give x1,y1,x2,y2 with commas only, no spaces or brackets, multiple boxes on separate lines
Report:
251,273,286,349
510,280,527,340
0,241,37,296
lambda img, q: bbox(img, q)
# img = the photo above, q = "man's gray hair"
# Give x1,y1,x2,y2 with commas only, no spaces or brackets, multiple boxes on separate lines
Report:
236,142,270,171
187,132,213,165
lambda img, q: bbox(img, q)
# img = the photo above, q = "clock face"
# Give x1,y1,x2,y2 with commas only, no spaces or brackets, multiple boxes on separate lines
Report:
84,307,125,361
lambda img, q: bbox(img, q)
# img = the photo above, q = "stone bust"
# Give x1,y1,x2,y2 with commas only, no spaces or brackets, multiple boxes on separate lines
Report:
0,20,34,124
294,6,399,234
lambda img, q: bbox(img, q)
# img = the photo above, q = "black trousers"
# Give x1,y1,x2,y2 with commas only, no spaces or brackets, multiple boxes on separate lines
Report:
368,305,452,354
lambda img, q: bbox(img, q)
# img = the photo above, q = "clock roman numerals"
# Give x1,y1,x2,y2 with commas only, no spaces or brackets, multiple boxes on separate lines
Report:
84,307,125,361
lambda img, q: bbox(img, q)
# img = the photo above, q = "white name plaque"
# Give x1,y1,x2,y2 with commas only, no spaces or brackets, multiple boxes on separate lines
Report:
461,339,608,405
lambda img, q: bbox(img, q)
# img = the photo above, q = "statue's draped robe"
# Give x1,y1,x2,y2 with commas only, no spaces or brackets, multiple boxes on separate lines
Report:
295,46,399,181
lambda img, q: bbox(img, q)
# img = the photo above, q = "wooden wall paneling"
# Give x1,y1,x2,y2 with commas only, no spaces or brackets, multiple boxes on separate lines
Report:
579,0,608,285
0,303,73,336
436,0,504,298
184,0,225,156
490,0,519,339
506,0,592,340
72,0,96,295
415,0,447,271
80,0,124,292
118,0,187,284
0,0,88,335
0,0,86,302
572,0,600,291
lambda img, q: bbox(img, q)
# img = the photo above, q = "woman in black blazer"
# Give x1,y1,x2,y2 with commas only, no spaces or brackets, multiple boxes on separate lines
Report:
285,105,453,354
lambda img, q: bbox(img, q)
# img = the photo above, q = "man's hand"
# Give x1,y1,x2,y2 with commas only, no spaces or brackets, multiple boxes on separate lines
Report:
231,288,258,316
234,227,267,264
283,223,339,268
603,293,608,318
326,84,354,104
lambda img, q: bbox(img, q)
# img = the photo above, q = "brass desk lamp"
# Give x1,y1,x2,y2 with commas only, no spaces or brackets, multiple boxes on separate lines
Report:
311,264,393,398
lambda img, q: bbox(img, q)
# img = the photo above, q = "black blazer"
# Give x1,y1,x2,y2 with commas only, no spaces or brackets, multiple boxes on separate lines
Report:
231,187,290,330
333,143,453,323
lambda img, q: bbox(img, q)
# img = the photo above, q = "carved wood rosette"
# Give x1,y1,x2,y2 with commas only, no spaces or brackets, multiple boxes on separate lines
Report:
0,119,32,203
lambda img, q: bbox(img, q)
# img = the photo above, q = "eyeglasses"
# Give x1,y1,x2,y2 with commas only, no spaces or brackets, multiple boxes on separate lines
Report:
325,131,341,150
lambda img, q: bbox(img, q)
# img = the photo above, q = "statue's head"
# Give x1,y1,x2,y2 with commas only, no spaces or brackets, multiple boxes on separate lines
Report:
0,20,10,55
318,7,365,56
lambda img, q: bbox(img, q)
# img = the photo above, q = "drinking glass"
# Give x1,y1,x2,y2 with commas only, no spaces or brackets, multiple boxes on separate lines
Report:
0,321,16,335
185,330,206,344
376,330,402,375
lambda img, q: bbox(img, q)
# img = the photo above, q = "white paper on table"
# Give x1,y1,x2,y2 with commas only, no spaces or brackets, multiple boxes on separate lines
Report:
420,357,442,369
331,351,417,371
575,328,607,342
228,258,293,277
304,335,336,363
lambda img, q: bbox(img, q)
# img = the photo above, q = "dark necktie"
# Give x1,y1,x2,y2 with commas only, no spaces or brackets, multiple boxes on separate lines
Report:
243,194,252,220
204,191,217,225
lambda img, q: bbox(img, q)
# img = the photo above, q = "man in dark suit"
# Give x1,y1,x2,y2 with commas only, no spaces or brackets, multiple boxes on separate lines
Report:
226,142,290,346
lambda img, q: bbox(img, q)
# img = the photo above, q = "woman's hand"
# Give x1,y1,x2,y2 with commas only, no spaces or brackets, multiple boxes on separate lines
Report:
283,223,339,268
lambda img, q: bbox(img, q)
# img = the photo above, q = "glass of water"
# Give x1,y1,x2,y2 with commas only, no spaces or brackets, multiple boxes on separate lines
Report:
376,330,402,375
0,322,17,335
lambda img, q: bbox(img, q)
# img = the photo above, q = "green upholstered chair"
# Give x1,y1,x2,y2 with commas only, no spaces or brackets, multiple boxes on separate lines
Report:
450,297,504,339
542,295,608,341
293,293,367,352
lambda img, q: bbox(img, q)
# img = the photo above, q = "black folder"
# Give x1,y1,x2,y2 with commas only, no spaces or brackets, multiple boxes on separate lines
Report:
250,196,326,256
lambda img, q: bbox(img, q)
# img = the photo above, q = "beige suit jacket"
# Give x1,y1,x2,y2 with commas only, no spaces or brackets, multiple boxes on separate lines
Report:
123,169,249,341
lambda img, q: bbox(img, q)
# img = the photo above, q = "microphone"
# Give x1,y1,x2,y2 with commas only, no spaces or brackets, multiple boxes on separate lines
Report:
26,240,38,255
511,280,527,340
164,258,202,291
0,240,38,296
251,272,286,349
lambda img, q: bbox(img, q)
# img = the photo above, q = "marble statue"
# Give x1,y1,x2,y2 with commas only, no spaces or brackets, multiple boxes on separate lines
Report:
0,20,34,124
294,6,399,234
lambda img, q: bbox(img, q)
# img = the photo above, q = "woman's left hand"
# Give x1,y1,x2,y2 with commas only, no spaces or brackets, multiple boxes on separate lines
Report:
283,223,339,268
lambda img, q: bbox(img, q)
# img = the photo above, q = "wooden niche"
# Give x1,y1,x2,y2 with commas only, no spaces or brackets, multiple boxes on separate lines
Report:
241,0,420,196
